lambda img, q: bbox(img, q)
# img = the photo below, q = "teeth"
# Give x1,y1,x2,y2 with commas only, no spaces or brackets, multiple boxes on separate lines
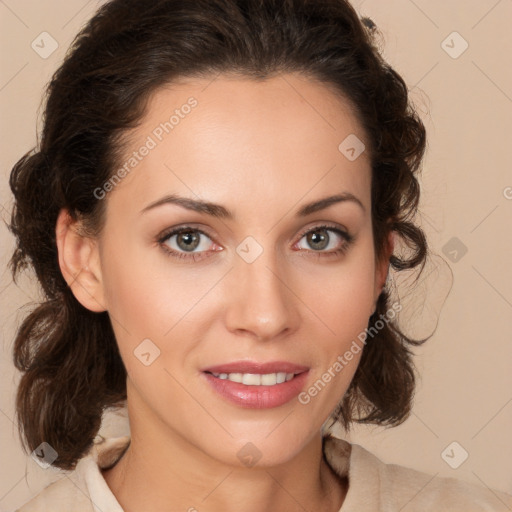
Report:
242,373,261,385
261,373,277,385
210,372,296,386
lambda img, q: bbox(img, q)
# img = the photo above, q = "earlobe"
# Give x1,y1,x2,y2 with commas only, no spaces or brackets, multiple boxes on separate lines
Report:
55,209,107,313
373,231,395,312
381,231,395,290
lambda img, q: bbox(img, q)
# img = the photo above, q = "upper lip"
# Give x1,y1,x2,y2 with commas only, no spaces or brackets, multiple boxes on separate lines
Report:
202,360,309,374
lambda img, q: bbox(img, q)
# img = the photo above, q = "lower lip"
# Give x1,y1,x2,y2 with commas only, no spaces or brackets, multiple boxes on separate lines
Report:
203,371,309,409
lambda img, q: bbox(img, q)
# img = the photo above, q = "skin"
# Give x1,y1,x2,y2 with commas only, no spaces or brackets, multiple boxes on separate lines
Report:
56,72,393,512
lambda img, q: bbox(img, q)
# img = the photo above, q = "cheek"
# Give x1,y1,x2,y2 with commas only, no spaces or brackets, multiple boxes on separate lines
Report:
300,255,375,338
100,236,208,337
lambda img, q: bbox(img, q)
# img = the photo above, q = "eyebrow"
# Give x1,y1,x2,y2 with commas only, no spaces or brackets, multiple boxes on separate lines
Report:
141,192,365,218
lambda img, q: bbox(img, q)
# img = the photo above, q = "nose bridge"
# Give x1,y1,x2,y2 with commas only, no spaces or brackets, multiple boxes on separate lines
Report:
225,243,297,339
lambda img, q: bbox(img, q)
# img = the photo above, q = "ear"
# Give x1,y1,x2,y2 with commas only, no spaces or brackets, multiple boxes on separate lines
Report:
372,230,395,311
55,208,107,312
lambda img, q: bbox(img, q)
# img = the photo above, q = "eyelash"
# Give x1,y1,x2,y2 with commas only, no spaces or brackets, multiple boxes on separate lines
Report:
157,224,354,262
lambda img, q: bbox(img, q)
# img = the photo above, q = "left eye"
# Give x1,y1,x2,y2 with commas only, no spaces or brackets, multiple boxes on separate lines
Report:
296,227,348,252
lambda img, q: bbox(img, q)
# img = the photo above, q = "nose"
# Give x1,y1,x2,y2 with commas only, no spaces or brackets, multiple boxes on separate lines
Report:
224,252,300,341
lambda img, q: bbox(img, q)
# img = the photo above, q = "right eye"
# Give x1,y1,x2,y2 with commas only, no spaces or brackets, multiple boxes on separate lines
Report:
157,226,223,261
164,228,210,251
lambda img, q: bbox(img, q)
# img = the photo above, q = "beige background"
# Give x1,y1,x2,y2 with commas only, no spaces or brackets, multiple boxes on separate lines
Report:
1,0,511,509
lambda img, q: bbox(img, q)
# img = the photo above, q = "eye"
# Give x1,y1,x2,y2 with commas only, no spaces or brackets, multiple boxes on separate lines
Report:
158,227,220,261
157,224,354,262
295,225,354,256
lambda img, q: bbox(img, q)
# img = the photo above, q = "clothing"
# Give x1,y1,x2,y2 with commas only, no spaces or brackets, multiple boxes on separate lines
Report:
16,434,512,511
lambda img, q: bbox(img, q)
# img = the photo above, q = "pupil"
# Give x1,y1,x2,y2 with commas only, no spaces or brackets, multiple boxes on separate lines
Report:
177,232,200,251
308,230,328,250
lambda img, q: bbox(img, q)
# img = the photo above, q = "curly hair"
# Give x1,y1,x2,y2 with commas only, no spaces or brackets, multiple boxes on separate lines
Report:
9,0,429,470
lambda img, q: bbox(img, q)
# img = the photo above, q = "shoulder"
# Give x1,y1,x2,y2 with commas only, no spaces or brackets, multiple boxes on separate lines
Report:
15,476,91,512
323,434,512,511
377,455,512,511
15,436,129,512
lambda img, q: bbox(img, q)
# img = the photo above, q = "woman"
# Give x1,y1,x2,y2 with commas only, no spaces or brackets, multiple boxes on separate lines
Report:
9,0,512,510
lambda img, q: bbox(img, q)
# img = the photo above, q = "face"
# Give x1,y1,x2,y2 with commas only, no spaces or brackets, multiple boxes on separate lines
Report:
78,73,389,467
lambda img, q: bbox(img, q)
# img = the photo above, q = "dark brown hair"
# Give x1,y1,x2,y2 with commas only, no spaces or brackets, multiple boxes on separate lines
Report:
9,0,429,470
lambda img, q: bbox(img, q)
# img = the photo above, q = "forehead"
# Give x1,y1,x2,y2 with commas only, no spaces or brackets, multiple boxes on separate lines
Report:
108,72,372,220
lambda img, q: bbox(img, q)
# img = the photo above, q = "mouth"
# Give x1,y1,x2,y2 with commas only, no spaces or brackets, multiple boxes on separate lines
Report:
201,361,310,408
